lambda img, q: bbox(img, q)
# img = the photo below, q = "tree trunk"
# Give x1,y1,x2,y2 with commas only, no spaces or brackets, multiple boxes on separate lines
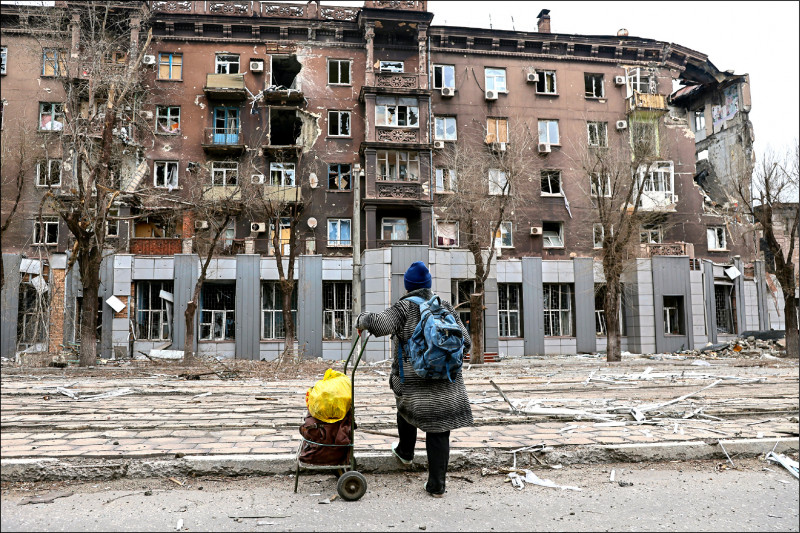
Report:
183,299,197,364
785,292,798,358
469,291,484,365
78,268,100,367
281,279,296,360
604,280,622,362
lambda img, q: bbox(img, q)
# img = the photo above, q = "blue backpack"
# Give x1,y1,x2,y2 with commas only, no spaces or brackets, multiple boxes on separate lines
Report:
397,295,465,383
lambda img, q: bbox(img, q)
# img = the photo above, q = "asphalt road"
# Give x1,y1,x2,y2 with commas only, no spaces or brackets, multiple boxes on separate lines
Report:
2,459,797,532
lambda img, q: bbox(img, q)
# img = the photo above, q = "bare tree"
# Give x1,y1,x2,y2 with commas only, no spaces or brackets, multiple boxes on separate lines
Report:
573,117,670,362
437,120,538,364
14,2,152,366
735,144,799,358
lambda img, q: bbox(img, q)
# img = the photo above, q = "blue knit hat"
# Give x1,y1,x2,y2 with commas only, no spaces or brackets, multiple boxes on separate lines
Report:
404,261,432,291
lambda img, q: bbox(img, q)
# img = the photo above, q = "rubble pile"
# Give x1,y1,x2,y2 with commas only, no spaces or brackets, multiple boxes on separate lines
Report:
682,336,785,359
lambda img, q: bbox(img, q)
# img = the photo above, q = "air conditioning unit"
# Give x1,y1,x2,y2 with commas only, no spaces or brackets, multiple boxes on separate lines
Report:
538,143,551,154
614,75,626,86
251,173,265,184
142,55,156,65
433,140,445,149
249,60,264,72
251,222,266,233
195,220,209,230
441,87,455,97
530,226,542,236
616,120,628,130
485,90,498,101
526,72,539,83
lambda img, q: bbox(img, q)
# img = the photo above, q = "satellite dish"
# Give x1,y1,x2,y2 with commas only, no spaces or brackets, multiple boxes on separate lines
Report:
307,217,317,229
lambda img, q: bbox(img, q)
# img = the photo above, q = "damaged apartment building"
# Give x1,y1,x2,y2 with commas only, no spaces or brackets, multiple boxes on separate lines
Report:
1,1,790,362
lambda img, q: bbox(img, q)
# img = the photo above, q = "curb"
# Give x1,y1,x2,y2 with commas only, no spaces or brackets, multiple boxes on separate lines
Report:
2,438,797,482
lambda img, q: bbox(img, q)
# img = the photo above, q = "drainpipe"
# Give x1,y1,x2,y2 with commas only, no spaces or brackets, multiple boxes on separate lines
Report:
427,29,435,246
352,166,362,318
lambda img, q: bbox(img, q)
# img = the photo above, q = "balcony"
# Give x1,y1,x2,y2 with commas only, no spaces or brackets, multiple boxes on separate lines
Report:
204,74,247,100
627,91,669,114
376,239,423,248
640,242,695,258
374,180,423,200
365,1,427,10
150,1,360,21
260,185,303,204
130,238,182,255
375,72,421,90
201,127,245,155
375,127,420,143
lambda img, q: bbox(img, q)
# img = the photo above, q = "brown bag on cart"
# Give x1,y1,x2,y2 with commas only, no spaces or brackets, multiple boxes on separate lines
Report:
298,411,355,466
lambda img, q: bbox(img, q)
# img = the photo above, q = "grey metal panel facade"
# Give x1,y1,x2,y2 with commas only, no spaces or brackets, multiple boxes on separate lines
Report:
522,257,544,355
235,255,260,360
390,245,429,304
754,260,770,330
703,260,718,344
573,257,596,353
622,280,639,353
99,256,113,358
484,278,498,353
1,254,22,358
653,256,693,353
172,255,198,352
298,255,323,359
63,255,79,345
733,258,746,334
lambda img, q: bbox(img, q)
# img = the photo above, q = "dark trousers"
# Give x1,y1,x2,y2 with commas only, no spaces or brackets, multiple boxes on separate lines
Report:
395,412,450,495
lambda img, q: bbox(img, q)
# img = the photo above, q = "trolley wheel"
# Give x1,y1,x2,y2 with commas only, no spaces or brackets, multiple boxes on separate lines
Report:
337,471,367,501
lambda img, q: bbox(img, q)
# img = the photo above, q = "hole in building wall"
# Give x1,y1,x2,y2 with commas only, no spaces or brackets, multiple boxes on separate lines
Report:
271,55,301,88
270,108,302,146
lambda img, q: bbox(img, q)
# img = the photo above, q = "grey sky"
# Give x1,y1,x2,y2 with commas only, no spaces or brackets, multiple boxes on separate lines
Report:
331,0,799,159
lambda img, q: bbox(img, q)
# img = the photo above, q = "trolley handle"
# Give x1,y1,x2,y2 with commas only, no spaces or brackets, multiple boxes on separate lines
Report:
343,330,370,377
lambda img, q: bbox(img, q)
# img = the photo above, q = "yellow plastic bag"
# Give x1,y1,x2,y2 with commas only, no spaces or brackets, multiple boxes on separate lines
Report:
305,369,352,423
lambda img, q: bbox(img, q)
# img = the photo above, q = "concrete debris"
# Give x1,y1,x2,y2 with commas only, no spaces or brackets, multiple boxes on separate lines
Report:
18,491,74,505
506,469,582,491
765,451,799,479
175,518,183,531
682,336,786,359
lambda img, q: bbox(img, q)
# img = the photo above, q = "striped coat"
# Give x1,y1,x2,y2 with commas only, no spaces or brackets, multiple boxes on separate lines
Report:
356,288,473,433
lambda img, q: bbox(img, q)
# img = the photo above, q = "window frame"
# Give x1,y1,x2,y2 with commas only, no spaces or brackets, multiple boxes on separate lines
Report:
211,161,239,187
538,119,560,145
434,116,458,141
540,170,562,196
707,226,727,251
199,284,236,342
36,159,62,188
327,110,351,137
694,110,706,132
323,281,353,340
381,217,408,241
214,53,239,74
484,67,507,92
154,160,179,189
155,106,181,135
375,96,419,128
157,52,183,81
543,283,573,337
379,60,404,73
435,167,457,193
377,151,420,181
261,281,297,340
38,102,64,131
486,117,509,144
268,217,292,256
436,220,459,248
590,172,612,197
269,162,296,187
328,58,352,85
488,168,509,196
135,281,172,341
432,64,455,90
33,216,59,245
498,283,522,338
542,221,564,248
493,221,513,249
640,224,663,244
593,223,605,249
587,121,608,147
662,295,685,335
41,48,65,77
535,70,557,94
327,218,352,247
1,46,7,75
584,73,605,98
328,163,352,190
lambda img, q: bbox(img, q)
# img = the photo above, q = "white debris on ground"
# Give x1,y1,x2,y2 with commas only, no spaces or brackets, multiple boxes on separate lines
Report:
676,335,787,360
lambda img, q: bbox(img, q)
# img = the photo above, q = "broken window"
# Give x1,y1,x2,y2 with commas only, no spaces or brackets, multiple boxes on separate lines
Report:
541,170,562,195
270,55,301,89
269,162,295,187
694,110,705,132
538,119,559,145
42,48,65,77
435,168,457,193
707,226,727,251
136,281,172,341
328,110,351,137
453,280,474,329
376,96,419,127
584,73,604,98
488,168,508,195
382,218,408,241
544,283,573,337
134,214,179,238
323,282,353,340
215,54,239,74
486,117,508,144
436,220,458,247
637,162,674,207
590,172,611,197
379,60,403,73
627,67,655,94
156,106,180,134
435,116,457,141
268,217,292,256
1,46,7,75
157,52,182,80
106,207,119,238
36,159,62,188
587,121,608,147
640,224,663,244
663,296,684,335
714,284,737,334
38,102,64,131
328,164,352,190
630,120,659,156
377,151,419,181
542,221,564,248
433,64,455,89
493,221,513,248
33,216,59,245
200,283,235,341
261,281,297,340
211,161,238,187
593,224,604,249
535,70,557,94
328,59,351,85
484,68,506,92
269,108,302,146
498,283,522,338
17,281,49,346
154,161,179,189
595,285,606,335
328,218,351,247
